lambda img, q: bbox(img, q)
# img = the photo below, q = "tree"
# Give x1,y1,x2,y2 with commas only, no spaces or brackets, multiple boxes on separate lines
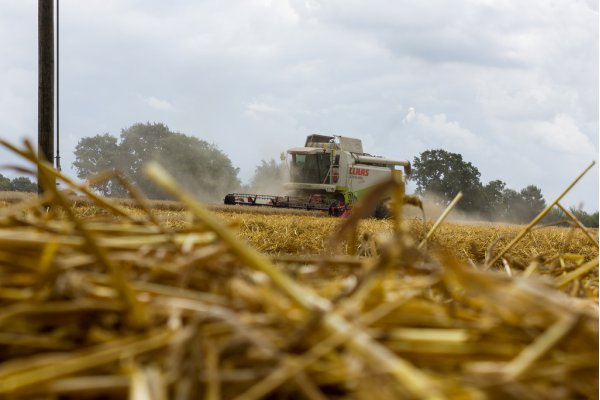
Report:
541,208,568,226
411,149,483,212
569,208,599,228
518,185,546,221
541,207,599,228
10,177,37,192
411,149,553,222
497,188,522,222
73,134,122,196
480,179,506,219
583,211,599,228
0,174,38,193
72,122,241,201
249,158,287,194
150,132,241,201
118,123,173,181
0,174,11,191
495,185,546,223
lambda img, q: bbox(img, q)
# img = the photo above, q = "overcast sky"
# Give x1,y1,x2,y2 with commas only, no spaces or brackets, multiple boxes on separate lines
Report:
0,0,598,210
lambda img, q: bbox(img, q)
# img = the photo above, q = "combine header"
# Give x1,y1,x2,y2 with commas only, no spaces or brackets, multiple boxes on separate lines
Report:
224,134,411,217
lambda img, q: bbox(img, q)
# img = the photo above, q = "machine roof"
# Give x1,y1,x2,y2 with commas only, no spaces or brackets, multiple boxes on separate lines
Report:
287,147,327,154
304,134,334,147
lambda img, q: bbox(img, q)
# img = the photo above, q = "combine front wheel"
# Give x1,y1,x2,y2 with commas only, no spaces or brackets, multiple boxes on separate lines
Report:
374,199,391,219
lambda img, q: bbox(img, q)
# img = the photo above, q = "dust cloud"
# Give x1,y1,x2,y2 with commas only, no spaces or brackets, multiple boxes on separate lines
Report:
403,193,490,224
245,163,290,197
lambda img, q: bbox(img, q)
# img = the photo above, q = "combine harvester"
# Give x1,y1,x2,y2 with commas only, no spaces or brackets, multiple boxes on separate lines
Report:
224,134,411,217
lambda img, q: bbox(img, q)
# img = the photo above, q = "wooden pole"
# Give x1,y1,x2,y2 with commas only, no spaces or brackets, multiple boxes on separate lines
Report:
38,0,55,194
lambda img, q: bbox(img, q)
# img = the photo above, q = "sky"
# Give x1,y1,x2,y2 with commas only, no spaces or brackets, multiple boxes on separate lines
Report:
0,0,598,211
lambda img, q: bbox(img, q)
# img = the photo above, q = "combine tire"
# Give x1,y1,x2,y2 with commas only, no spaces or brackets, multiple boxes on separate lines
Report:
374,199,391,219
328,201,346,217
224,194,236,205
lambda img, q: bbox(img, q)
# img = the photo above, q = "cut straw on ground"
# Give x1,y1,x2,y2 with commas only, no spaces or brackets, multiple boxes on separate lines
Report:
0,140,596,399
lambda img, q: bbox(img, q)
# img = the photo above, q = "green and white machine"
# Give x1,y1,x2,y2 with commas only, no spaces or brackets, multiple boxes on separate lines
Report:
224,134,411,217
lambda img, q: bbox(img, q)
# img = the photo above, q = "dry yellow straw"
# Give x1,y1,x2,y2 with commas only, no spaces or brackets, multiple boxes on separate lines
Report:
145,162,445,400
556,203,599,249
488,161,596,267
204,340,221,400
418,192,463,250
554,257,599,288
234,293,420,400
145,162,318,311
13,141,148,328
502,314,579,381
0,330,175,394
0,139,134,220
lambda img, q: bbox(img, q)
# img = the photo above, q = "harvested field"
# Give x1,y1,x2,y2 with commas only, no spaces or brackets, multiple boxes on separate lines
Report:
6,192,598,267
108,205,599,268
0,141,598,399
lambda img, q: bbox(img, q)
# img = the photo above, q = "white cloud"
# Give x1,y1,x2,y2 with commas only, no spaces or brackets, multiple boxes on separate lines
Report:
528,114,597,158
0,68,35,135
143,96,174,111
245,99,278,120
403,110,480,151
402,107,416,124
285,60,323,78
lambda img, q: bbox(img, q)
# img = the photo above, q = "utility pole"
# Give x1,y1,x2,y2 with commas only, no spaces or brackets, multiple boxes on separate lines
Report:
56,0,61,172
38,0,55,194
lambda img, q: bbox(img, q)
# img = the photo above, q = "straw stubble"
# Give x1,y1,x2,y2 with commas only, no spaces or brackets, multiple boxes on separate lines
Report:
0,140,597,399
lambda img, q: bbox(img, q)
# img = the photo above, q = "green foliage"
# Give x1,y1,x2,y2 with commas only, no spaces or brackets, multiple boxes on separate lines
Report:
10,176,37,192
570,208,599,228
480,179,506,218
540,208,568,226
72,122,241,201
0,174,37,192
0,174,11,191
497,188,521,222
410,149,581,224
541,207,599,228
412,149,483,212
495,185,545,223
151,132,241,201
249,158,287,194
518,185,546,221
73,134,121,196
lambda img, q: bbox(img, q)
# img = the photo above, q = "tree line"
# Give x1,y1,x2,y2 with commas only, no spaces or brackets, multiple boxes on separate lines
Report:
1,122,596,227
72,122,240,202
0,174,37,192
410,149,598,227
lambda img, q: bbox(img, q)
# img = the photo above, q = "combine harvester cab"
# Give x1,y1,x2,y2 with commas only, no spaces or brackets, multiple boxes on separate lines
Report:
224,134,411,217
